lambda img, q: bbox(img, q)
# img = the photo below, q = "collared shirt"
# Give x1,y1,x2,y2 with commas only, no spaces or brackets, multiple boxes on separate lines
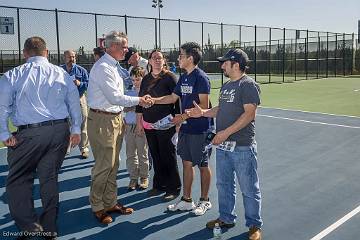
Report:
124,88,138,124
117,65,132,91
60,63,89,96
87,53,139,113
0,56,82,141
128,57,149,75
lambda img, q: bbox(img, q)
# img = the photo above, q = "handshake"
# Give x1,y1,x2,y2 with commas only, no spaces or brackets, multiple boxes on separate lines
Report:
139,94,155,108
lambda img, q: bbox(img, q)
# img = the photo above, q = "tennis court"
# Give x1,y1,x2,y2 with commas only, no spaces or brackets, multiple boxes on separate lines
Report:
0,105,359,239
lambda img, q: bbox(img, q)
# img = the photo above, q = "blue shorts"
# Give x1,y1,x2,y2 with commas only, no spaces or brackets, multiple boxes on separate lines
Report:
177,132,211,167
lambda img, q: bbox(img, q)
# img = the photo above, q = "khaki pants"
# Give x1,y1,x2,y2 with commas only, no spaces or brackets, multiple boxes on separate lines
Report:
79,95,89,152
88,110,124,212
125,124,149,180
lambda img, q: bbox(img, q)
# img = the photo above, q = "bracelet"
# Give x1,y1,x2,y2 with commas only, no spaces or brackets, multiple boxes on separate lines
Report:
181,114,187,121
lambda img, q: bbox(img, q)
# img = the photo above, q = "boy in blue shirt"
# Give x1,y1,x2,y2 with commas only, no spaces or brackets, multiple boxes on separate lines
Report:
124,67,150,191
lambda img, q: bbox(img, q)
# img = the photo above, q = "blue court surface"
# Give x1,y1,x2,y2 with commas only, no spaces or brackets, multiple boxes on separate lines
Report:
0,107,359,240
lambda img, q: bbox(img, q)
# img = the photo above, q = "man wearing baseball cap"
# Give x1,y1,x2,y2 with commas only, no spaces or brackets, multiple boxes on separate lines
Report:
125,47,148,74
185,48,263,240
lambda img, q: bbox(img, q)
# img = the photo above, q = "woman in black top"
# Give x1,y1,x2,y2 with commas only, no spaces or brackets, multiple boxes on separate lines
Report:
135,49,181,201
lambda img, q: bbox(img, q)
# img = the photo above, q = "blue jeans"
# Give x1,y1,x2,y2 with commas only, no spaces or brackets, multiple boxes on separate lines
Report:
216,142,263,228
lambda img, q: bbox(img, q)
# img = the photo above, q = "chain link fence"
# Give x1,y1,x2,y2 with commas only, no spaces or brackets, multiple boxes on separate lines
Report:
1,5,359,88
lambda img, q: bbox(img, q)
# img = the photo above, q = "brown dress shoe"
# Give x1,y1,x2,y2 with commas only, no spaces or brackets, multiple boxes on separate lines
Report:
206,218,235,229
94,210,113,224
106,203,134,215
249,226,262,240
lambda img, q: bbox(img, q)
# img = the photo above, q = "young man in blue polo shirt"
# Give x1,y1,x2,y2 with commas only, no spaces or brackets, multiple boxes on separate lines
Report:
152,42,213,216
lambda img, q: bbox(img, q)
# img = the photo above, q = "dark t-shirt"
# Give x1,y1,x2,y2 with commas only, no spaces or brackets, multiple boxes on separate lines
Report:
136,71,180,123
216,75,261,146
173,68,211,134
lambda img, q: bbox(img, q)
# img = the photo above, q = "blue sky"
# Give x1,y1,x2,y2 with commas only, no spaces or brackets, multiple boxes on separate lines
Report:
1,0,359,33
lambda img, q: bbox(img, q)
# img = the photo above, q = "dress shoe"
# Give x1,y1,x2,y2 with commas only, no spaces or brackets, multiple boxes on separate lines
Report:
163,192,180,202
147,188,165,196
94,210,113,224
139,178,149,190
249,226,262,240
106,203,134,215
206,218,235,229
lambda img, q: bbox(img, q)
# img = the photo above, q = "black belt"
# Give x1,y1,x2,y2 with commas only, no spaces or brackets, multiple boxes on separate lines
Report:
18,119,68,131
90,108,121,115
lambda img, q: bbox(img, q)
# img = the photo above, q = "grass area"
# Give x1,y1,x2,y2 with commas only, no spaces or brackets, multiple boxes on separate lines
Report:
1,76,359,148
211,76,360,117
260,77,360,116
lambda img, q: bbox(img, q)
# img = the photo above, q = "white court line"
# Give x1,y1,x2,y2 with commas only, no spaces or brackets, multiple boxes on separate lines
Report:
258,114,360,129
0,147,7,150
309,205,360,240
260,106,360,119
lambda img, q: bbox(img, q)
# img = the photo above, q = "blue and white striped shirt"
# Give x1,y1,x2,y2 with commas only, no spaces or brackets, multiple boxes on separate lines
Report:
0,56,82,141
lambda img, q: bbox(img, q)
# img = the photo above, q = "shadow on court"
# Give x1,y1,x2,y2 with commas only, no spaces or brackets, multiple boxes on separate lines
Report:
0,108,359,239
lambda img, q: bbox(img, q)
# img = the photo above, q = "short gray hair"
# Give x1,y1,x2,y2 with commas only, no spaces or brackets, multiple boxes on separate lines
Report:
104,31,128,48
64,50,75,56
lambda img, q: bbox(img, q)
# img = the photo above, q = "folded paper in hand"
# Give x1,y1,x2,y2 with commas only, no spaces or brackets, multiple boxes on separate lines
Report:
152,114,174,130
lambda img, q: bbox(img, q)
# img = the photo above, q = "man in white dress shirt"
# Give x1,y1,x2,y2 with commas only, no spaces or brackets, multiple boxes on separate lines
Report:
87,31,152,224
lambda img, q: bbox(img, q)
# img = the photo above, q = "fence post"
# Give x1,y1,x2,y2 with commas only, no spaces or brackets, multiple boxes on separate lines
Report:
305,30,308,79
317,32,320,79
352,32,355,75
178,19,181,50
154,18,158,49
335,33,337,77
239,25,242,47
1,50,3,74
282,27,285,82
294,30,297,81
17,8,21,65
178,19,181,76
55,8,61,65
124,15,128,35
326,32,329,78
254,25,257,82
269,27,271,83
343,33,345,76
221,22,224,85
94,13,98,46
201,22,204,67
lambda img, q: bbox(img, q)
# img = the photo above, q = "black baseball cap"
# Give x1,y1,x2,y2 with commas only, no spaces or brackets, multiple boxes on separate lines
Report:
124,47,137,62
217,49,249,66
93,47,105,56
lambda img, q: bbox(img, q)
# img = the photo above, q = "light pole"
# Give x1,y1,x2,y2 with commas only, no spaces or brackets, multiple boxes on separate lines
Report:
152,0,163,49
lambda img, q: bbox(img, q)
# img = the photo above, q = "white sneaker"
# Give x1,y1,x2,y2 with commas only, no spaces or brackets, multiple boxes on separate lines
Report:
191,200,212,216
167,199,195,212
